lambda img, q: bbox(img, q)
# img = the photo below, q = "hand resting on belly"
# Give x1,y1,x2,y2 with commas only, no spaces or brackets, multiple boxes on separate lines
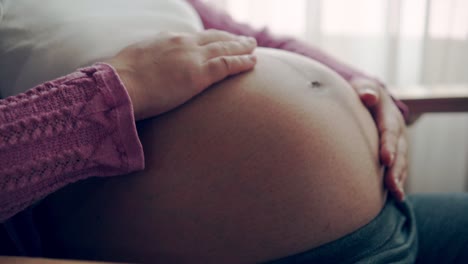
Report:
36,48,387,264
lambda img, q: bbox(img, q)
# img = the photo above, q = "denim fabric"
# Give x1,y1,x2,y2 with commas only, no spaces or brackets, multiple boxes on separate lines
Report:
269,193,468,264
410,193,468,264
267,197,418,264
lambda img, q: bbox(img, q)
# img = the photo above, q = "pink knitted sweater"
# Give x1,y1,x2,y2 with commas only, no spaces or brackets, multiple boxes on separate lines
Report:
0,0,408,225
0,63,144,223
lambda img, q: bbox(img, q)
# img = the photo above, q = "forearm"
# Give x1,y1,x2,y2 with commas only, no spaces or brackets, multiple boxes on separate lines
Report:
0,63,144,223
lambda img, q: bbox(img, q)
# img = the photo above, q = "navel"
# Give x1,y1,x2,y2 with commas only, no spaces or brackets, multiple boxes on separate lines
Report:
309,81,322,88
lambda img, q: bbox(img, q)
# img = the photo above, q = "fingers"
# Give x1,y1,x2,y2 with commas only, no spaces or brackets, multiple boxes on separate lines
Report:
350,78,396,165
380,109,409,202
385,168,405,201
350,77,409,202
197,29,257,59
197,29,250,45
394,134,408,184
197,30,257,87
385,134,408,201
201,54,257,87
379,125,399,166
358,89,379,107
378,96,408,202
203,37,257,59
375,90,404,166
350,78,381,107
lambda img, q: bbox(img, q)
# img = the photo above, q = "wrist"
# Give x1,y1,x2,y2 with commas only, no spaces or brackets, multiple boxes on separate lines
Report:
105,60,142,121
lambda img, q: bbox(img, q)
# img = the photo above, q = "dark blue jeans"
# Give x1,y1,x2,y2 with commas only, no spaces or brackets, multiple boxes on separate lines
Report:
411,193,468,263
268,193,468,264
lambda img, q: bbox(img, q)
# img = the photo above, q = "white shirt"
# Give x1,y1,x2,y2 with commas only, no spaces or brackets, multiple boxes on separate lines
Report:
0,0,203,97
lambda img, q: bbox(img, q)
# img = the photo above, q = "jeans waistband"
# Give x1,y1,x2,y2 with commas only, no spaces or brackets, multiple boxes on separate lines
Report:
267,197,418,264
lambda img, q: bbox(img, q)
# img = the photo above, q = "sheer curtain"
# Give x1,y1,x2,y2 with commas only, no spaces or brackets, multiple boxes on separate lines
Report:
203,0,468,192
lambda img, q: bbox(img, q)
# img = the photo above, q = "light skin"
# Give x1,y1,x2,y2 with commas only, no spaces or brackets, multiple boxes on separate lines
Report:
105,29,258,121
106,29,407,201
37,48,386,263
1,30,407,263
1,29,257,264
350,78,408,201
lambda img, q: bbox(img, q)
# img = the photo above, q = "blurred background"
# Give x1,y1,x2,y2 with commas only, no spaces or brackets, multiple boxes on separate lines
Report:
203,0,468,193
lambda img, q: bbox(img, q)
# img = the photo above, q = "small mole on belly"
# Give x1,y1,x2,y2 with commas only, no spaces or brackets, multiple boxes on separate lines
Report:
309,81,323,89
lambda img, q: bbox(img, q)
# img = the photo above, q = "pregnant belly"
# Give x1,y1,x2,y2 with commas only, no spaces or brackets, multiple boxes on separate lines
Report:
37,48,387,263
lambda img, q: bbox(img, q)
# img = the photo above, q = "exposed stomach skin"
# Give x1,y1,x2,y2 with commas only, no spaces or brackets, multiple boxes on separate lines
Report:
37,48,387,263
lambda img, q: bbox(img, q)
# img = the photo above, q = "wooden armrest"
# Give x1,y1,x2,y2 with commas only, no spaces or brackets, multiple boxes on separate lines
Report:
389,84,468,116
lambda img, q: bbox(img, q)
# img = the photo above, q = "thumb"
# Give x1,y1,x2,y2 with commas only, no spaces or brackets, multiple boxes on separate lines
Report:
357,86,380,107
350,78,381,107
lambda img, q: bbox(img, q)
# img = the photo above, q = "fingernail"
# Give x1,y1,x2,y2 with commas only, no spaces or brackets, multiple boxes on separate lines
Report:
360,87,378,96
359,89,379,106
248,54,257,62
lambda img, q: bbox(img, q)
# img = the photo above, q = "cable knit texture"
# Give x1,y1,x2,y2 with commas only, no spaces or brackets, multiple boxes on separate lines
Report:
0,63,144,222
186,0,409,120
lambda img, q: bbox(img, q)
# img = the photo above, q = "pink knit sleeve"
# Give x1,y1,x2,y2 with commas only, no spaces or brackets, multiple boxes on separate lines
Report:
186,0,409,119
0,63,144,222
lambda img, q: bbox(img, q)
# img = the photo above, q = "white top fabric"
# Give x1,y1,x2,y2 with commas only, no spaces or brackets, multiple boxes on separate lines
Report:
0,0,203,97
